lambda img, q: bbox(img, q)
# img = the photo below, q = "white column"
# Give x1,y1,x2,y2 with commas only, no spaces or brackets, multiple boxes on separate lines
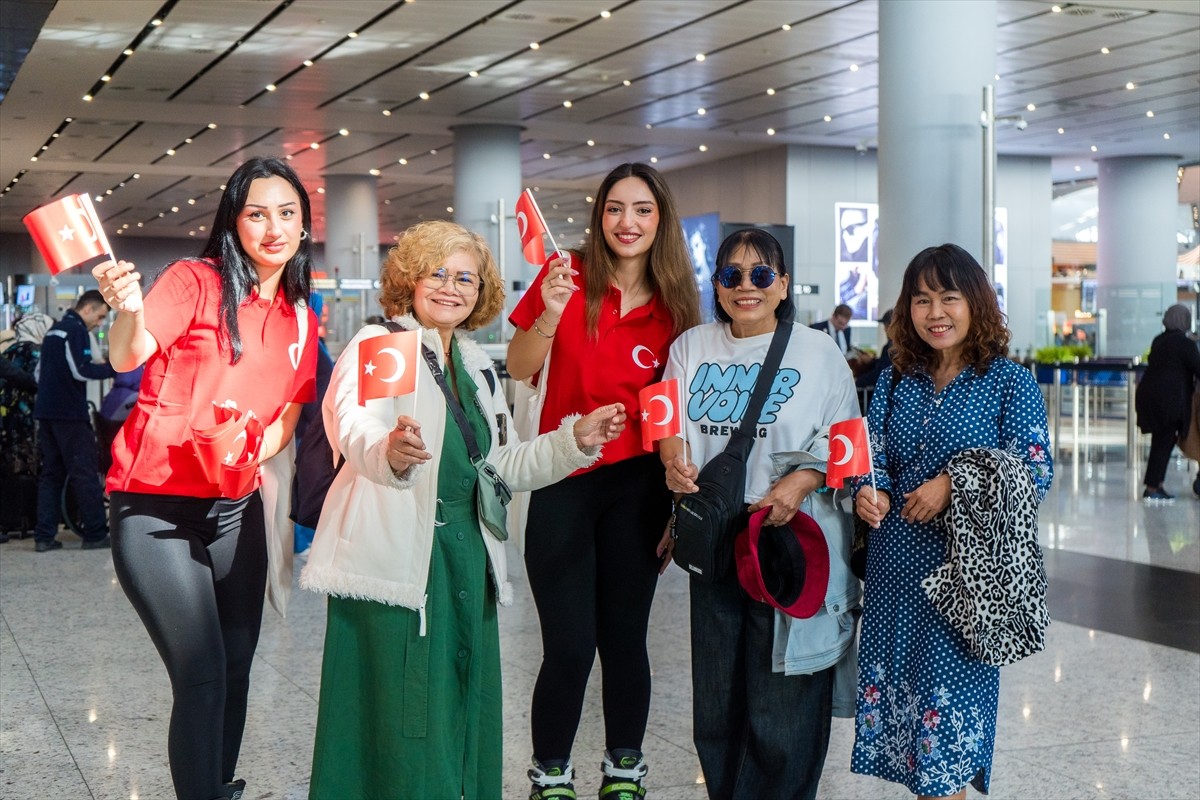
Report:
1095,155,1181,357
877,0,996,310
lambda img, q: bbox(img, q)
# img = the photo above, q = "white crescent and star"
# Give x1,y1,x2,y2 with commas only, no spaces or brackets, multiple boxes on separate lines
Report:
631,345,659,369
377,347,407,383
516,211,529,239
58,224,75,242
831,433,854,466
647,394,674,426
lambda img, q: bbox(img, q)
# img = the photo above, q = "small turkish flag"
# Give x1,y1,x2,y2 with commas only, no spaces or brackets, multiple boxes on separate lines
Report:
359,329,421,405
826,417,872,488
515,189,548,265
191,407,264,494
22,194,113,275
639,378,682,451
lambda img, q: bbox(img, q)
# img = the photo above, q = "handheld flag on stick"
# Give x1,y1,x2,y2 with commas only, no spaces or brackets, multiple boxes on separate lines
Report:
191,405,265,498
639,378,682,452
826,417,873,489
515,189,564,265
359,329,421,405
22,193,114,275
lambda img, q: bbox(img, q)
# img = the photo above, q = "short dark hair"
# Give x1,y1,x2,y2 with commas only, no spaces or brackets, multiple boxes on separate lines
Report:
76,290,107,310
833,304,853,318
711,228,795,324
890,243,1009,376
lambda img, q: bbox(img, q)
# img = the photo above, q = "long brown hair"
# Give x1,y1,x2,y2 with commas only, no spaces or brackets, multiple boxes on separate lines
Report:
890,243,1009,376
578,163,699,338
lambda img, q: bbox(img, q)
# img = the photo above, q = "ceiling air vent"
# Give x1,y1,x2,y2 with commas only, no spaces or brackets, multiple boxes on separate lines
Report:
1063,5,1096,15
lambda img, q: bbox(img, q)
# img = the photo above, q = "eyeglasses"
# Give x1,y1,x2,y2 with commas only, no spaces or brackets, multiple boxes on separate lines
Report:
714,265,777,289
423,267,480,296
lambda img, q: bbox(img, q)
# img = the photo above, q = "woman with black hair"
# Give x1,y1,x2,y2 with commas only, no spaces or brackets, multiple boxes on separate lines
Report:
93,156,319,800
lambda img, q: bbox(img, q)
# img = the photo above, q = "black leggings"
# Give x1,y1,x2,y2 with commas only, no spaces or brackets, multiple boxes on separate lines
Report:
110,491,267,800
524,454,673,762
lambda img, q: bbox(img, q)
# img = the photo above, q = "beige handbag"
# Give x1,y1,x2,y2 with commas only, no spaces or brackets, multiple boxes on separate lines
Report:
1179,390,1200,463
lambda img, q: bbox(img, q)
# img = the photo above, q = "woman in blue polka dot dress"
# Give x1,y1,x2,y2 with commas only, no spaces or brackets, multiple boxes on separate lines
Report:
851,244,1053,799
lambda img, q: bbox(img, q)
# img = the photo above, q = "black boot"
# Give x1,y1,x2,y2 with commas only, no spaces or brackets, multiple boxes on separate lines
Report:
599,749,647,799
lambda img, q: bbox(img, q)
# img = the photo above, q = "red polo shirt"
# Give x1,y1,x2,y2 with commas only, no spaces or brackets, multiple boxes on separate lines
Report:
107,259,318,497
510,253,678,472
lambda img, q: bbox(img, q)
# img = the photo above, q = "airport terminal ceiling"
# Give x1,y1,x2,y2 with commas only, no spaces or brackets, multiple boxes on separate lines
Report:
0,0,1197,248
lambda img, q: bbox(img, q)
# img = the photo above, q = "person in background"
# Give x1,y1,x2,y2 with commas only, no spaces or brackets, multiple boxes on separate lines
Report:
660,228,860,799
32,290,116,552
852,244,1053,799
810,303,853,358
506,162,700,799
290,291,335,555
93,156,319,800
855,308,895,392
300,220,626,798
1135,303,1200,501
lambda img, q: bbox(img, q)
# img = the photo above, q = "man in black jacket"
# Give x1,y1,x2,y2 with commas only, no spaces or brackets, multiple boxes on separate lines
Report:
33,291,116,551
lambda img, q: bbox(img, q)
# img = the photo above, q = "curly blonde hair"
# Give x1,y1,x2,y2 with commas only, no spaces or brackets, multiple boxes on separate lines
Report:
378,220,504,330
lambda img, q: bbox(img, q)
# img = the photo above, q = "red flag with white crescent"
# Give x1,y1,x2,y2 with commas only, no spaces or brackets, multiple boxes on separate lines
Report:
515,189,548,265
191,406,264,495
22,193,113,275
826,417,872,488
359,329,421,405
639,378,682,451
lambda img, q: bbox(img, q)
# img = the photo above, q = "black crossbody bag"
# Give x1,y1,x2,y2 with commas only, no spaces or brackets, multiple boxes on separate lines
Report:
671,321,792,581
422,346,512,542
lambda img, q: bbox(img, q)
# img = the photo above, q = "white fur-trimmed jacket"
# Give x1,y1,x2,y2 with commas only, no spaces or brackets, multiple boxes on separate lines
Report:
300,315,600,623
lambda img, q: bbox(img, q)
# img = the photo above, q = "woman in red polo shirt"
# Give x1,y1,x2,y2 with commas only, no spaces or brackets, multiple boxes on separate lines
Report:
92,157,318,800
508,162,700,798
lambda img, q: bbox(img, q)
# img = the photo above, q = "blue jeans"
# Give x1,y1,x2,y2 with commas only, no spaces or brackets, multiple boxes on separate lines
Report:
35,419,108,543
690,576,834,800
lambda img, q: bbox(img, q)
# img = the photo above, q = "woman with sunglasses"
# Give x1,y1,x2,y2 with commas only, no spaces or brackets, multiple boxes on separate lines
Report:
659,228,860,799
507,163,699,798
301,221,626,798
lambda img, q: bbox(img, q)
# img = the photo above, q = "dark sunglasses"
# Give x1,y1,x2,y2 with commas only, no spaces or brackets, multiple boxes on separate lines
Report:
714,265,777,289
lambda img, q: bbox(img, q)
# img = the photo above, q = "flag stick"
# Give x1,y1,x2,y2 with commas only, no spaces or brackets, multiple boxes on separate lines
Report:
678,378,689,468
525,191,565,262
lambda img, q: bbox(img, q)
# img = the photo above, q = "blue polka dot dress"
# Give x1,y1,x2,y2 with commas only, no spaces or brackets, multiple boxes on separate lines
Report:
850,358,1052,796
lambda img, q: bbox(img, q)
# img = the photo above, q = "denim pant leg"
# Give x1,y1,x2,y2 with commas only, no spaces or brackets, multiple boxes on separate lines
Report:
34,424,66,543
690,576,748,800
60,420,108,540
690,576,835,800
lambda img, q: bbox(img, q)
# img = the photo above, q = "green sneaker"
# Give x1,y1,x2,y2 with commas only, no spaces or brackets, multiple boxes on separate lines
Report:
529,756,577,800
599,749,647,799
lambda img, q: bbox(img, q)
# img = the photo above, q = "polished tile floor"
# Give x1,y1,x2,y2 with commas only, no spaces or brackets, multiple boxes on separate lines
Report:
2,441,1197,799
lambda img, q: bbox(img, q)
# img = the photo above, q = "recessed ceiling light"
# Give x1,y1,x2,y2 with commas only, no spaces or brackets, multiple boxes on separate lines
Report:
849,64,859,72
369,169,381,176
1074,165,1082,172
1164,133,1171,140
695,53,705,62
767,128,776,135
83,94,93,102
1146,110,1154,117
1100,47,1110,54
1090,145,1098,152
623,80,632,87
317,188,325,194
766,88,776,96
303,60,313,67
166,148,176,156
469,70,479,78
347,31,358,38
650,156,658,163
101,75,111,82
382,109,392,116
1057,127,1065,134
310,142,320,149
419,91,430,100
124,49,134,56
543,153,551,159
530,42,540,50
430,149,437,155
1051,5,1062,12
266,84,277,92
823,115,832,122
645,123,652,129
446,206,453,213
586,196,593,203
586,139,595,146
1026,103,1036,111
207,123,217,129
994,73,1000,81
1126,82,1136,90
398,158,408,165
339,128,349,136
698,144,708,152
600,10,611,18
563,100,573,108
697,108,706,115
781,24,791,31
151,18,163,26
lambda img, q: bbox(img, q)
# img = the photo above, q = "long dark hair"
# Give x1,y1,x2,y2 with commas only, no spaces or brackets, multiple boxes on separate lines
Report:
711,228,795,324
890,243,1008,376
578,162,699,338
198,157,313,363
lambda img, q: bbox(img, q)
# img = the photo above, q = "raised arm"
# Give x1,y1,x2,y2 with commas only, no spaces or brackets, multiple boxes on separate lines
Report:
506,254,577,381
93,260,158,371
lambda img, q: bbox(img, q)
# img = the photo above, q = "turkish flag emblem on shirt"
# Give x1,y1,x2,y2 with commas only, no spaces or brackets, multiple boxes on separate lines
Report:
826,417,872,488
359,329,421,405
515,189,548,265
639,378,682,451
22,194,113,275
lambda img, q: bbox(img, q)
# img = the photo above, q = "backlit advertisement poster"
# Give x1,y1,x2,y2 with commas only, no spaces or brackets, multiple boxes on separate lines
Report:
681,212,719,323
834,202,879,322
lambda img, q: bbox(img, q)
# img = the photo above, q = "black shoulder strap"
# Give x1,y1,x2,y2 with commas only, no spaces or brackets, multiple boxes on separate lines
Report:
725,320,792,459
421,345,483,462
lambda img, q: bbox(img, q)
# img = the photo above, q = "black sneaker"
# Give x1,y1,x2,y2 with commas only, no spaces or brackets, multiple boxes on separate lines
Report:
599,749,647,799
529,757,576,800
223,779,246,799
81,535,111,550
35,540,63,553
1142,487,1175,502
